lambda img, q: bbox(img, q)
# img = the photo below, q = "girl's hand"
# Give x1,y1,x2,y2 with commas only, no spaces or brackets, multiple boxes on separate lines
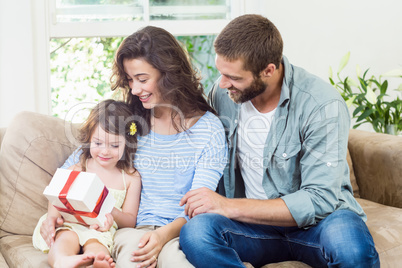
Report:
40,215,64,247
131,231,163,268
89,213,114,232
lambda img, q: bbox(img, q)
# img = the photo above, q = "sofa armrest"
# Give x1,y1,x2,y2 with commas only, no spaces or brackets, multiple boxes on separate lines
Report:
348,129,402,208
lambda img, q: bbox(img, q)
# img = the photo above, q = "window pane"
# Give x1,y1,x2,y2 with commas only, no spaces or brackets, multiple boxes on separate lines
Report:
150,0,229,20
54,0,230,23
55,0,144,22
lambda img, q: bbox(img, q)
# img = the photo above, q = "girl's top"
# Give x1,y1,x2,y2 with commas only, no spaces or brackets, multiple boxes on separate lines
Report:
62,111,227,226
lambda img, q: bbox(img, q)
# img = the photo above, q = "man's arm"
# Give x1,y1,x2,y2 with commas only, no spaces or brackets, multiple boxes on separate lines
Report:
180,187,297,226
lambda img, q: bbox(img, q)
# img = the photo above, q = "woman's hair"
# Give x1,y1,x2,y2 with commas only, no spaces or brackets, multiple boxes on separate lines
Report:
214,14,283,77
78,99,138,174
110,26,214,133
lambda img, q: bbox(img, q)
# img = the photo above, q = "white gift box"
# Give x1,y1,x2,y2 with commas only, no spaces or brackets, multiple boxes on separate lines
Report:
43,168,116,227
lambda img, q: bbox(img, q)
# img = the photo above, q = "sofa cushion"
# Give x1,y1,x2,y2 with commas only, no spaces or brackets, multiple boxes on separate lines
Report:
357,198,402,266
0,235,49,268
0,111,78,238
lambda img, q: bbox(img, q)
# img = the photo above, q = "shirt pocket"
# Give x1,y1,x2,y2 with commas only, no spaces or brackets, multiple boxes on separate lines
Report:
174,167,195,195
271,143,302,188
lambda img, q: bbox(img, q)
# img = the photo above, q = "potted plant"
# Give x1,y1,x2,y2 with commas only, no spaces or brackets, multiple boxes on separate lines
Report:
329,52,402,135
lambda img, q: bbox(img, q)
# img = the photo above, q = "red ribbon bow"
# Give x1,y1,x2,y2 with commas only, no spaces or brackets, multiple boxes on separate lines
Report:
54,170,109,226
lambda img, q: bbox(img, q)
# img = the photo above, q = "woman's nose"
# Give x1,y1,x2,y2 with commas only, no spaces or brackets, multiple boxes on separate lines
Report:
130,82,141,96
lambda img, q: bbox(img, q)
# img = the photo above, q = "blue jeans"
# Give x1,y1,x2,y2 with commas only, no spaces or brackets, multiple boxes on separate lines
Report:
180,210,379,268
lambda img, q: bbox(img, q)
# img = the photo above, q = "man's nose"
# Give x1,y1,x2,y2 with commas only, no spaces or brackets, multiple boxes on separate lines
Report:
219,75,231,89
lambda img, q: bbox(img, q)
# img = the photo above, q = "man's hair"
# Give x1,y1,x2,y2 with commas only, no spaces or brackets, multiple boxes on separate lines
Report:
214,14,283,76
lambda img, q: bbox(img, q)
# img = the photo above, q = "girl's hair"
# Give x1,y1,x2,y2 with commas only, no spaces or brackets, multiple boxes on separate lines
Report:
110,26,215,134
78,99,139,174
214,14,283,77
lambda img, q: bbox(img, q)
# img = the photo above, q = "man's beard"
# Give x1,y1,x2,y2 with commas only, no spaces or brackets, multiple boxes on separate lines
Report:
228,77,267,104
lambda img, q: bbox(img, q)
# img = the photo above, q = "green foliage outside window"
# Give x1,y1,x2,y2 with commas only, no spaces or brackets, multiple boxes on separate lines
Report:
50,35,219,121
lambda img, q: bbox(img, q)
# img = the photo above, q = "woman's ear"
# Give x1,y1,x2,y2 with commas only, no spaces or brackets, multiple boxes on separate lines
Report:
261,63,276,78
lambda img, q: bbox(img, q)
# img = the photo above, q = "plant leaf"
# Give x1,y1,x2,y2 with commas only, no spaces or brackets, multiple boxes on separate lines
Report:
345,95,357,107
338,52,350,74
365,86,377,104
353,105,365,117
356,64,361,78
329,66,333,79
347,77,359,88
357,108,375,122
380,80,388,95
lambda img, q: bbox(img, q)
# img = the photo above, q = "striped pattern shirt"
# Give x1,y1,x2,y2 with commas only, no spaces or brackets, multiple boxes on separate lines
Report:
62,111,227,226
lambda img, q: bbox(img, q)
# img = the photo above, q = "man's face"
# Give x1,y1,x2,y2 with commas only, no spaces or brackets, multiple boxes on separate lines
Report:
215,54,267,104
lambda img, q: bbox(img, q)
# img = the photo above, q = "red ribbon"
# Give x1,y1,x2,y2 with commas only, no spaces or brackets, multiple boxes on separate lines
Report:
54,170,109,226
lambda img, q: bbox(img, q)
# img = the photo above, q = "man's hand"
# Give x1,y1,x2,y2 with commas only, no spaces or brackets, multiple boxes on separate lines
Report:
40,216,64,247
180,187,228,218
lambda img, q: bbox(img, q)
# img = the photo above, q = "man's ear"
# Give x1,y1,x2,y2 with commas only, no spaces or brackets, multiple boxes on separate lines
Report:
261,63,276,78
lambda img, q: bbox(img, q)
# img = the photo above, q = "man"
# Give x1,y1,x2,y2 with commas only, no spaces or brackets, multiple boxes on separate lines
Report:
179,14,379,267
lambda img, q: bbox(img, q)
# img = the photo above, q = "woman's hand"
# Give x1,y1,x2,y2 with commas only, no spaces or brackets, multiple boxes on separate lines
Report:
131,230,163,268
89,213,114,232
40,215,64,247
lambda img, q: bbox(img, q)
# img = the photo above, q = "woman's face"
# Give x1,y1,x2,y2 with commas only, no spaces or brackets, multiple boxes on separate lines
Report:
123,58,164,110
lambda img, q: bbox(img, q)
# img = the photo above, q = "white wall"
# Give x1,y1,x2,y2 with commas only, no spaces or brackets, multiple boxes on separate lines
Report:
258,0,402,84
252,0,402,131
1,0,401,129
0,0,50,128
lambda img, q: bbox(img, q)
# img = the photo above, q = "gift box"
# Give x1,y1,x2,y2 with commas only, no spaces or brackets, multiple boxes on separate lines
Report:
43,168,116,227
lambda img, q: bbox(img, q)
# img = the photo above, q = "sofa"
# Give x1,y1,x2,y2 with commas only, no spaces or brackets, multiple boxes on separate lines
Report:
1,111,402,268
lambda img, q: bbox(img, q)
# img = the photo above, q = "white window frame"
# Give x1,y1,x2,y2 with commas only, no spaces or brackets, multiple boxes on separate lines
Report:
33,0,263,117
48,0,245,37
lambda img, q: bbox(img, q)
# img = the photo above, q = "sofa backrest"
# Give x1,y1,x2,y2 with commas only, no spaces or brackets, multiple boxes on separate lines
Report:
0,111,79,237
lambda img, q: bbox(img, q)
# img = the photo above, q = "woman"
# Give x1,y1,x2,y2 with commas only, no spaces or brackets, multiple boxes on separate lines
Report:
40,26,227,268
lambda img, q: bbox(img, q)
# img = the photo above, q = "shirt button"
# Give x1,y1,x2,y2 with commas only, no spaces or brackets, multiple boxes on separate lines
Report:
234,119,238,124
282,153,287,158
327,162,332,167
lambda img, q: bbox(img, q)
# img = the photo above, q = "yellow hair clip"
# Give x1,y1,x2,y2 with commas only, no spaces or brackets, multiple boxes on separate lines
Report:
129,122,137,136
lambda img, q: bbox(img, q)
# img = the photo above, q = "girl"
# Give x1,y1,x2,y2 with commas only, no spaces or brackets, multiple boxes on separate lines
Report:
41,26,228,268
33,100,142,268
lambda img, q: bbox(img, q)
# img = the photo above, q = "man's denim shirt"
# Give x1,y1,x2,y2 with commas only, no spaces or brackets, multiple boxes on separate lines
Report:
208,56,366,228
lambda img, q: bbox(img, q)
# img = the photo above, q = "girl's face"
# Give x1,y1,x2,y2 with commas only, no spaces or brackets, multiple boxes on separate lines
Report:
90,125,126,169
123,58,165,110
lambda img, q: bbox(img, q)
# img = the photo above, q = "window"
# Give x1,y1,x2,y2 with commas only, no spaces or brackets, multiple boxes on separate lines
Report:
48,0,243,121
49,0,243,37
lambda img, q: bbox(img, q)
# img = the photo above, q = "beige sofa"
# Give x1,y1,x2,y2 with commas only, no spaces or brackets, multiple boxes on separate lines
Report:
1,111,402,268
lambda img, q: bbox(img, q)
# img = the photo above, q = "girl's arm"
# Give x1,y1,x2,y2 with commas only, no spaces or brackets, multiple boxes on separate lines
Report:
111,172,142,228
